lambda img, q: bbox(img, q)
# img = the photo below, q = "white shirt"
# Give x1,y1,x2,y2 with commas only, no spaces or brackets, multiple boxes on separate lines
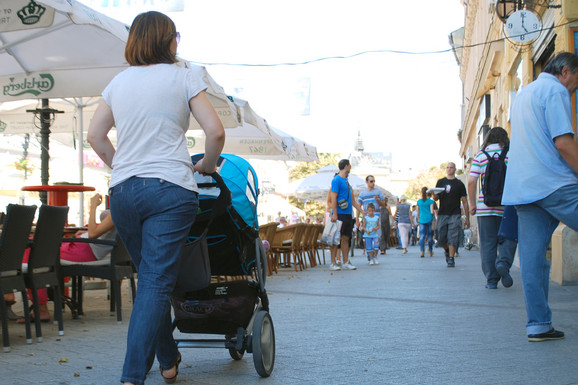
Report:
103,63,207,190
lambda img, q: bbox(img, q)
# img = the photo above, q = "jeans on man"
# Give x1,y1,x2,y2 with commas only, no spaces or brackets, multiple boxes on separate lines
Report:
110,177,198,384
515,183,578,335
478,215,517,285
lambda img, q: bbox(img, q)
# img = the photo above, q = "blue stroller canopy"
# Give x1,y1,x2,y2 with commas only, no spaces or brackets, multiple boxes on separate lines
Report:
191,153,259,229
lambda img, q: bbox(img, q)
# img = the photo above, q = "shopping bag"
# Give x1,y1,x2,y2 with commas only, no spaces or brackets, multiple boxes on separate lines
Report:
174,228,211,294
498,205,518,242
321,219,342,245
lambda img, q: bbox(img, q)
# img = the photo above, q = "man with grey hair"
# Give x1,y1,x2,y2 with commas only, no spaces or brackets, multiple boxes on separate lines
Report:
503,52,578,342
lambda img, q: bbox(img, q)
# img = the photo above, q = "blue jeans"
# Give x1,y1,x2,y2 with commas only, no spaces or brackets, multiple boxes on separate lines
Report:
109,177,198,385
419,222,434,252
364,237,378,254
477,215,517,285
515,183,578,335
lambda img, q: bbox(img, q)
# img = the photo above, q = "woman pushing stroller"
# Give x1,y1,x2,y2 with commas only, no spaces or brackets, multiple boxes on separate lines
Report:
88,11,225,385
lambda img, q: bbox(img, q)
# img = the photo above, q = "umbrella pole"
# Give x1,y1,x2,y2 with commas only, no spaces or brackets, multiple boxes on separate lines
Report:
26,99,64,205
76,100,85,225
39,99,50,204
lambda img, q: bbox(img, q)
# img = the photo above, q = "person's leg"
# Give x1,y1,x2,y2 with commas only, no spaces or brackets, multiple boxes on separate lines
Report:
496,237,517,269
436,215,449,251
477,215,501,286
338,215,354,266
516,204,560,336
398,223,410,251
330,245,338,265
341,235,351,263
447,215,462,258
111,178,197,385
60,242,98,263
419,223,426,253
364,237,373,261
396,225,402,248
426,222,434,253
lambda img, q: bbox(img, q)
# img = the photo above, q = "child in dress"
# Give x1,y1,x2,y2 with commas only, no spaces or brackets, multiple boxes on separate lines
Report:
362,203,381,265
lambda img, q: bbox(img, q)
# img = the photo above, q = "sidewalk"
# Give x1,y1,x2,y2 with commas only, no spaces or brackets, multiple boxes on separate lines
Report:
3,244,578,385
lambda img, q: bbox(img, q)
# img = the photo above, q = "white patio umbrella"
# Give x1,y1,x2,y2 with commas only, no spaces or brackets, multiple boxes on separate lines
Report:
0,0,239,220
185,97,318,161
287,164,393,203
1,95,318,161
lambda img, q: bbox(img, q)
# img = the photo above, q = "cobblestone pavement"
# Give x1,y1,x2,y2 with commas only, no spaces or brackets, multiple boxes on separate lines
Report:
2,244,578,385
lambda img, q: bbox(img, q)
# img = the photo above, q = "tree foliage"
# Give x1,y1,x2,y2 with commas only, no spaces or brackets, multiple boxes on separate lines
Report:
288,153,341,181
404,162,448,202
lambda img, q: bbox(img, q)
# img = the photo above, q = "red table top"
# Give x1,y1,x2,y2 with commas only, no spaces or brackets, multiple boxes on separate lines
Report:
22,185,96,193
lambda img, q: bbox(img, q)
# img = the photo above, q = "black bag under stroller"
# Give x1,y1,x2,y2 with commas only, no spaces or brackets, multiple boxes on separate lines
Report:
171,153,275,378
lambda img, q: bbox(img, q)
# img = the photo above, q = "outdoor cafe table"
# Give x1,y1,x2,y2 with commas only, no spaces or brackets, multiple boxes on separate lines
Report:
21,184,95,207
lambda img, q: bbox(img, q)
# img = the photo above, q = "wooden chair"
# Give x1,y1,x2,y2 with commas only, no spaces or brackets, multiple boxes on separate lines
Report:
297,224,311,269
271,223,306,271
311,224,325,265
0,204,37,352
24,205,69,342
60,236,136,324
258,222,278,275
302,224,319,268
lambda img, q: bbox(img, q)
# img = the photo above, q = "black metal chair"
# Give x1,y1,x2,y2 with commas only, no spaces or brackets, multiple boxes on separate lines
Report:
0,204,37,352
60,236,136,323
23,205,69,342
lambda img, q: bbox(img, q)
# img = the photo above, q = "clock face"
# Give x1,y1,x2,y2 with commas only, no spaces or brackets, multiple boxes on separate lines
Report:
505,10,541,44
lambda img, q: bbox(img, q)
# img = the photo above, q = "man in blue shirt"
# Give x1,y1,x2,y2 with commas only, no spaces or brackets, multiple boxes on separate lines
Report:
503,52,578,342
329,159,363,271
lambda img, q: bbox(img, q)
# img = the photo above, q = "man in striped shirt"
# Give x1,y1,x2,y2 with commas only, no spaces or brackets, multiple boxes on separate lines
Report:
357,175,386,260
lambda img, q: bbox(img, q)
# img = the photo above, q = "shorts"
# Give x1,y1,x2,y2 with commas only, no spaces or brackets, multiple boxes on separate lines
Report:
436,214,462,248
337,213,354,240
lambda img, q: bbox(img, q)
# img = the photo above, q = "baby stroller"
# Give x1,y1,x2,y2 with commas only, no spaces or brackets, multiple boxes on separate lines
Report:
171,153,275,377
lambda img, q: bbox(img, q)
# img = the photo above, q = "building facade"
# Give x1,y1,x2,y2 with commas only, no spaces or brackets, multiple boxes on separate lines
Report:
456,0,578,284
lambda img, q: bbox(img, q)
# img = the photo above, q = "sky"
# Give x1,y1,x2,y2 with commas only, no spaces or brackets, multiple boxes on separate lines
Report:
79,0,466,173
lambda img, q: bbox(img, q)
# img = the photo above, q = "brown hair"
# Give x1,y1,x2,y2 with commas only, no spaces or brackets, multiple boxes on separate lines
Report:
481,126,509,152
125,11,178,66
421,186,428,201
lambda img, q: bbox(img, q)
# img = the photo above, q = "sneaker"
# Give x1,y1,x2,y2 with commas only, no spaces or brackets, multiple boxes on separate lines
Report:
485,283,498,289
329,264,341,271
369,259,375,265
374,257,379,265
447,257,455,267
496,263,513,288
528,328,565,342
342,262,357,270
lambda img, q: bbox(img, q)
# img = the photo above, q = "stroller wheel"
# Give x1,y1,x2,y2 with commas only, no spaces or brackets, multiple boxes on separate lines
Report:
228,348,244,360
252,310,275,377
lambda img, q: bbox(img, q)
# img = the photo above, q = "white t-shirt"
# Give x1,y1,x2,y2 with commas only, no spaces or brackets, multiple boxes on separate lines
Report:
102,63,207,190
